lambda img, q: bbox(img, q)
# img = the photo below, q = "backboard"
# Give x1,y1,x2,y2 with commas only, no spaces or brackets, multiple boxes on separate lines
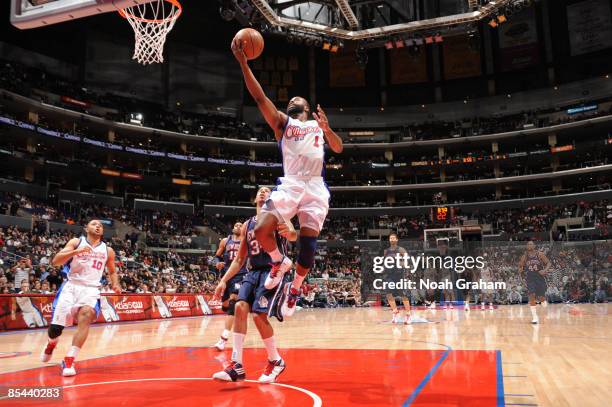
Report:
10,0,157,29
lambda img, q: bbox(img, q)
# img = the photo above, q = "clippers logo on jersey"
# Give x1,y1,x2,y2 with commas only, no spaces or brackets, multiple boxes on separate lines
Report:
285,124,321,141
281,117,325,177
64,237,108,287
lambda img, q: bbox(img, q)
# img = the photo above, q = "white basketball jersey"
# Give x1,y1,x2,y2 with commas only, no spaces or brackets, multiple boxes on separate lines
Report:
281,117,325,177
65,237,108,287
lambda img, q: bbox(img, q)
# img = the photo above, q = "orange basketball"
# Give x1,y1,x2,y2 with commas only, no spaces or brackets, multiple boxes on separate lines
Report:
234,28,264,60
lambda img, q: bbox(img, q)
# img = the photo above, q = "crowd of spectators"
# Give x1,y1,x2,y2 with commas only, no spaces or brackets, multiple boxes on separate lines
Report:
2,59,612,145
0,226,219,295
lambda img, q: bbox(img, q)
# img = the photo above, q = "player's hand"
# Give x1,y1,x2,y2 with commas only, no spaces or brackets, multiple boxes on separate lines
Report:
215,261,225,271
231,37,247,65
278,223,297,242
213,282,226,301
312,104,330,132
75,246,92,255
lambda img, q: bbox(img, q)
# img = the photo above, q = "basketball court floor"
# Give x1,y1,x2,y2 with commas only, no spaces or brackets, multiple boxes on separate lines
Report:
0,304,610,406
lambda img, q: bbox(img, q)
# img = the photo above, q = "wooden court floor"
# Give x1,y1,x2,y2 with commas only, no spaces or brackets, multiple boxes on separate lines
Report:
0,304,610,407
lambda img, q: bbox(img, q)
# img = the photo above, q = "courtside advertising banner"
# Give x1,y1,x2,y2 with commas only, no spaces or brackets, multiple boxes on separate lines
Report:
0,293,223,331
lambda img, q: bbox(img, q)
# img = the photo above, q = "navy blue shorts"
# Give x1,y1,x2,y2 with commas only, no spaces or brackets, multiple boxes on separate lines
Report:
222,273,246,302
237,269,276,314
526,271,547,297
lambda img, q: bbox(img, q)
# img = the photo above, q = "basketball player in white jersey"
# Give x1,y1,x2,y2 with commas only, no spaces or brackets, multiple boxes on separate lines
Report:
231,37,343,318
40,219,120,376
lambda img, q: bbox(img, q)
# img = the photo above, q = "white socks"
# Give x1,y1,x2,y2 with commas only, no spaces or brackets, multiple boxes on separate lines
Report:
269,248,283,263
67,346,80,359
222,329,231,339
530,305,538,322
231,333,245,364
263,336,281,362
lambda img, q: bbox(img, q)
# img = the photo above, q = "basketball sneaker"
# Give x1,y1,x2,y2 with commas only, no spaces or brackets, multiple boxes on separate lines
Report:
481,303,486,310
464,304,470,312
214,336,228,351
212,361,245,382
264,257,293,289
531,317,539,324
404,314,412,325
40,340,57,363
488,304,494,310
61,357,76,377
280,285,301,318
258,359,286,384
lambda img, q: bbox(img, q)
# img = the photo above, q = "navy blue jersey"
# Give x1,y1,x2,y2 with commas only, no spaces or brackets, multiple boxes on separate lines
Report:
223,235,247,275
245,216,288,271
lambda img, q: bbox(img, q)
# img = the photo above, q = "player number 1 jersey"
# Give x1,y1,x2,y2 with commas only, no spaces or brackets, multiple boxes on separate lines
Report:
281,117,325,177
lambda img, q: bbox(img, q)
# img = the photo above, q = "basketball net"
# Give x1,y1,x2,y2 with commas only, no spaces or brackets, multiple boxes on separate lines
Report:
119,0,182,65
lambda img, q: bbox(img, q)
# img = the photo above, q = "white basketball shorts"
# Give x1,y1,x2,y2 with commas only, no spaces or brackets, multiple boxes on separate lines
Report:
51,281,100,327
262,176,330,232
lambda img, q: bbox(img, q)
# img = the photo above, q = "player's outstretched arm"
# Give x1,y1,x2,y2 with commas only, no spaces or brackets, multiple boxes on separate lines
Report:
313,104,343,153
231,37,287,141
106,247,121,294
214,224,248,299
214,237,228,271
51,238,89,267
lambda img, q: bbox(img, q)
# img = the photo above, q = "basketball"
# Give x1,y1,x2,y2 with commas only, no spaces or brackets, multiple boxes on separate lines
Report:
234,28,264,60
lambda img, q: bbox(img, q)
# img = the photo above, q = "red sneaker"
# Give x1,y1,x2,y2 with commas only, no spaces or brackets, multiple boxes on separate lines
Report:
62,357,76,377
281,286,300,318
40,341,57,363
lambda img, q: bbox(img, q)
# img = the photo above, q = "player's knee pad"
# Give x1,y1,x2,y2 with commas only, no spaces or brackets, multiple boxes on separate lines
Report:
227,299,237,316
48,324,64,339
297,235,317,269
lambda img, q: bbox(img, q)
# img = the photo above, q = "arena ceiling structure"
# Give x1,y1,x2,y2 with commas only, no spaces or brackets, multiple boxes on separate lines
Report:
222,0,536,49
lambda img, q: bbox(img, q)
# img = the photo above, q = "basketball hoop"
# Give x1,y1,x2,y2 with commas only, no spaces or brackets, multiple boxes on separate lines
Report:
118,0,182,65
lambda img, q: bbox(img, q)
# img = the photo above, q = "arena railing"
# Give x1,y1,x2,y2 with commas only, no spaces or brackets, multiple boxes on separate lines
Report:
2,86,612,149
201,189,612,217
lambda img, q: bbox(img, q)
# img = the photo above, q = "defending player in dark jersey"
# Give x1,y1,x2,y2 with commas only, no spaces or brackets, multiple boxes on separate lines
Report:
518,240,551,324
212,222,247,351
383,233,412,323
212,186,297,384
